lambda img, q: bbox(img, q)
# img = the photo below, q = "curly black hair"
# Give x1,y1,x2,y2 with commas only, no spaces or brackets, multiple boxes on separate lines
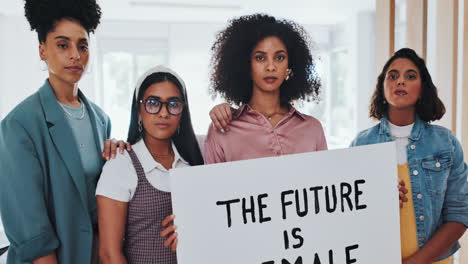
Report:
370,48,445,122
24,0,102,43
210,13,321,106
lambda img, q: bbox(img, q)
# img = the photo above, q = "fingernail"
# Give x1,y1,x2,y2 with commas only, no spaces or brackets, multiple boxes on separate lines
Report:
220,129,225,133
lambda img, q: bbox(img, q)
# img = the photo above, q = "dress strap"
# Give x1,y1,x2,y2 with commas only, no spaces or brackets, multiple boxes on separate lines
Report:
127,149,146,181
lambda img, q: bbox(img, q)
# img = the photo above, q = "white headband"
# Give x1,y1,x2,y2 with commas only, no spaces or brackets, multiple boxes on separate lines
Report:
134,65,187,102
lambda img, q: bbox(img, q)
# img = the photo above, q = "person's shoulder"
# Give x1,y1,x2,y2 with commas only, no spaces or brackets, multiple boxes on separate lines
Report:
424,122,451,135
2,92,42,125
97,149,137,201
102,150,133,173
423,122,458,145
205,123,221,142
298,112,322,125
351,123,381,147
294,111,325,132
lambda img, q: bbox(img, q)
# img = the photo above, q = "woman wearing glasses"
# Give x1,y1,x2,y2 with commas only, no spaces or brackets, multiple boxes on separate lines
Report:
96,66,204,264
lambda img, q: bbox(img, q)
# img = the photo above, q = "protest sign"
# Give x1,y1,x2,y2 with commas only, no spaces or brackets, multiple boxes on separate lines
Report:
170,142,400,264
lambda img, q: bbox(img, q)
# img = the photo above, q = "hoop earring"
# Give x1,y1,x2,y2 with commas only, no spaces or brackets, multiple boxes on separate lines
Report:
138,121,143,133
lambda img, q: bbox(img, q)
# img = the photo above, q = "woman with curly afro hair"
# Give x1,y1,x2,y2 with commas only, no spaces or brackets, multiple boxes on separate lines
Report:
204,13,327,163
0,0,125,263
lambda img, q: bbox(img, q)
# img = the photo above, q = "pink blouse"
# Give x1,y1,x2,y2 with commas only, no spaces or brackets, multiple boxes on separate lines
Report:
204,104,328,164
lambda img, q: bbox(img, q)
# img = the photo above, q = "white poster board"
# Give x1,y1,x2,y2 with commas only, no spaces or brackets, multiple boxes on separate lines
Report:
170,142,400,264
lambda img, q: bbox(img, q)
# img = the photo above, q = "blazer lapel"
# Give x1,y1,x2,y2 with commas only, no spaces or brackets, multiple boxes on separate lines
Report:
38,81,89,213
79,91,106,168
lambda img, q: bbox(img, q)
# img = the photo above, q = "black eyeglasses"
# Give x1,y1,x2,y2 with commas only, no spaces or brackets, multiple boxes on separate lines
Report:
139,97,184,115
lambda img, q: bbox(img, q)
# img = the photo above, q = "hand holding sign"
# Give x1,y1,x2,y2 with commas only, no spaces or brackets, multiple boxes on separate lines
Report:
160,214,178,252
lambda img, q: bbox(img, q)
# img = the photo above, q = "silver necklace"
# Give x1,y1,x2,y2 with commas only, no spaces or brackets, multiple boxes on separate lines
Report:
59,102,85,120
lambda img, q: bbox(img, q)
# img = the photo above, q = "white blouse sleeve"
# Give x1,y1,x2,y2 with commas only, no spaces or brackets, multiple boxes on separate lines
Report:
96,151,138,202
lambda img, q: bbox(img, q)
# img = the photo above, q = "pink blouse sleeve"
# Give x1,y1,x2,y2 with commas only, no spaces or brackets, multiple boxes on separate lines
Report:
316,121,328,151
203,124,226,164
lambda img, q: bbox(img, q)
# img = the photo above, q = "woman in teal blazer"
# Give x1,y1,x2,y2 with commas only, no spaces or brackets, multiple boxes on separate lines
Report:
0,0,113,263
0,81,110,263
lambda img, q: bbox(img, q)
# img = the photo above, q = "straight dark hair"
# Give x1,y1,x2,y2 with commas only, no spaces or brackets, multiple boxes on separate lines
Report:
127,72,204,166
370,48,445,122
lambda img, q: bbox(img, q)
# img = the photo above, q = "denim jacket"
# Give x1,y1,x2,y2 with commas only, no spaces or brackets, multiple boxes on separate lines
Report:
350,116,468,260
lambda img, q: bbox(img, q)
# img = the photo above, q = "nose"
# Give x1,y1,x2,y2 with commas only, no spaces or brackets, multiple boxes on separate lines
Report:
397,76,405,86
266,58,276,72
70,44,80,61
159,103,169,118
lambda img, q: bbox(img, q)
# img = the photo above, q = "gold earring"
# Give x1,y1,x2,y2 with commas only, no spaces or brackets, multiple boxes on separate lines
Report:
285,68,292,81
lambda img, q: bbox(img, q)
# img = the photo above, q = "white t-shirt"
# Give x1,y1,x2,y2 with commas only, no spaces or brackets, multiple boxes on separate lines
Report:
388,121,414,165
96,139,190,202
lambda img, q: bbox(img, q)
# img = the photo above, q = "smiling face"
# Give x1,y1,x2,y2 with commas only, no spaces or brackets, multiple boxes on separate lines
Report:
383,58,422,112
39,19,90,87
139,80,183,141
250,36,289,94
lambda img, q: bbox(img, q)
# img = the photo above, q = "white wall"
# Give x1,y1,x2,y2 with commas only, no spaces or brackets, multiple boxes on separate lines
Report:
167,23,225,135
354,11,377,132
0,15,46,119
0,15,96,120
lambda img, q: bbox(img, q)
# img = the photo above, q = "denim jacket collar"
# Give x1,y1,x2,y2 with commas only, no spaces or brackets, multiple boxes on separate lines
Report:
379,116,425,142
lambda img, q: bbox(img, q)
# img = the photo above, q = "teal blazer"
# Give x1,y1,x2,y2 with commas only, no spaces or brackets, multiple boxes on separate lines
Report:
0,80,111,263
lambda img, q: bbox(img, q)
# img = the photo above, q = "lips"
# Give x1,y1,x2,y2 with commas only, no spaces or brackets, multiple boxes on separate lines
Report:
154,123,170,129
65,66,83,73
263,76,278,84
394,89,407,96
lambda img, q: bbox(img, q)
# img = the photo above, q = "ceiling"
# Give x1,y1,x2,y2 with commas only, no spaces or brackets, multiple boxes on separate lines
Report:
0,0,375,25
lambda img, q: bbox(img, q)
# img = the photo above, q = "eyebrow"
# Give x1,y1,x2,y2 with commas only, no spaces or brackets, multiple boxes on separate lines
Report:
54,36,88,43
254,50,287,54
146,95,182,101
54,36,70,41
388,69,418,74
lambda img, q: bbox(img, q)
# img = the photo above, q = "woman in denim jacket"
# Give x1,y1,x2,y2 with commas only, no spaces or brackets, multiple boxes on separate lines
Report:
351,48,468,264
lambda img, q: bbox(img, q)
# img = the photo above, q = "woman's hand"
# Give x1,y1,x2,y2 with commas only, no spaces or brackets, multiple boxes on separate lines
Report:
161,214,178,252
102,139,132,160
209,103,234,133
398,179,409,208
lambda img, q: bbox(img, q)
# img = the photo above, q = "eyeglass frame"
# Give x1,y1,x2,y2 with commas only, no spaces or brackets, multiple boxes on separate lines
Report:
138,97,185,115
